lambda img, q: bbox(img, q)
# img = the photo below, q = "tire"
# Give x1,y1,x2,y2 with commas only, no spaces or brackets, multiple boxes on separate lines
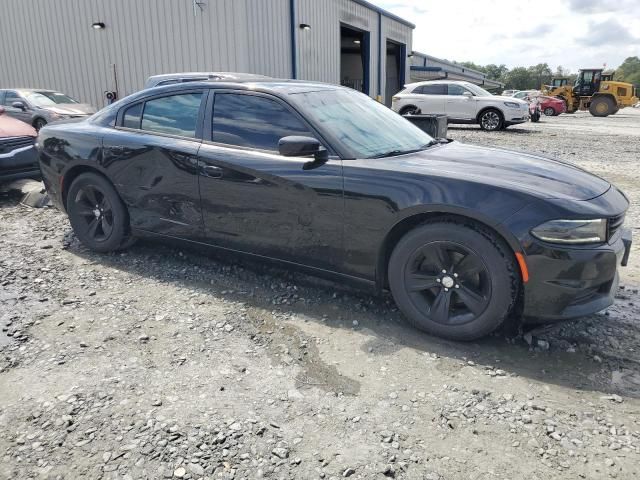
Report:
33,118,47,131
589,96,614,117
611,108,619,115
399,105,419,116
478,109,503,131
531,112,540,123
388,220,519,341
543,107,555,116
66,172,135,253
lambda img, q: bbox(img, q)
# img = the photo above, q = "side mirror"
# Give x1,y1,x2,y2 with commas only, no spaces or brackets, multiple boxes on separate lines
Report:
12,101,26,111
463,91,473,98
279,136,329,170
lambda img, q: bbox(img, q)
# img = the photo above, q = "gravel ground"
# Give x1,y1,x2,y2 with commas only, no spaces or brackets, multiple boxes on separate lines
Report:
1,109,640,480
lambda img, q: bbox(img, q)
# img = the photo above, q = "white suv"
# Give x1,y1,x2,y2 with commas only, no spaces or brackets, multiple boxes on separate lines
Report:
392,81,530,131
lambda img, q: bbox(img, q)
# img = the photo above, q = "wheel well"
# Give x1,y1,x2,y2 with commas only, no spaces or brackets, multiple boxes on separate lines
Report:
377,212,521,290
476,106,503,122
32,117,46,127
399,105,418,114
61,165,109,209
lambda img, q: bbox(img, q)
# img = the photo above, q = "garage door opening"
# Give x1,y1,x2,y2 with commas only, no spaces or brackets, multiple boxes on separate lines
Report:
385,39,406,106
340,25,370,95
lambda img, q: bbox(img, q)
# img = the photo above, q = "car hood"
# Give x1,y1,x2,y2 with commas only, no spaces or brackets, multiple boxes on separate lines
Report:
487,95,527,104
0,114,37,138
380,142,610,201
39,103,96,115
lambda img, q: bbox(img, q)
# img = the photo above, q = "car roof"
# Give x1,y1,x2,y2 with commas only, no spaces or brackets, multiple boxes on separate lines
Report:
405,80,472,87
145,72,272,86
142,79,344,96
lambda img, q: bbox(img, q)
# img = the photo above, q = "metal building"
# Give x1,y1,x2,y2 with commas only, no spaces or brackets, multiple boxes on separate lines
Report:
0,0,413,109
409,52,504,91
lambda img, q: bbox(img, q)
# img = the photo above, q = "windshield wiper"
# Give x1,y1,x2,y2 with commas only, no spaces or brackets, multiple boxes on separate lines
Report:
368,140,441,159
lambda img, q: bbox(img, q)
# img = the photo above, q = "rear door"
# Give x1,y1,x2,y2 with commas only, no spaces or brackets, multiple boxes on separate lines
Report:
412,84,446,114
101,90,206,239
196,89,344,271
445,84,476,120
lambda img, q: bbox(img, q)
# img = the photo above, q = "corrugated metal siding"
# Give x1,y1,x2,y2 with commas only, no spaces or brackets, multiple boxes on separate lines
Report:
0,0,411,108
0,0,291,108
295,0,380,97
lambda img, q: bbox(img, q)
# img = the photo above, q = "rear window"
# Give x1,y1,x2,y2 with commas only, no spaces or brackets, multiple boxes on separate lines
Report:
140,93,203,138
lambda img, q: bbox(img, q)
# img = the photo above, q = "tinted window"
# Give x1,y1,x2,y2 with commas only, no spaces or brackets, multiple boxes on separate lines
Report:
123,103,143,129
447,85,468,96
0,91,5,105
415,84,446,95
212,94,312,151
140,93,203,137
3,91,21,106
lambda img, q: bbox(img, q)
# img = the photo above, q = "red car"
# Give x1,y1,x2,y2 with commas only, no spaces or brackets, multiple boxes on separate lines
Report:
539,96,566,116
0,106,40,183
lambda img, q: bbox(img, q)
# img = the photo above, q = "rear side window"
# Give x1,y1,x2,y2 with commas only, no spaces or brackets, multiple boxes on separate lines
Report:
415,84,446,95
3,91,21,105
123,103,142,129
212,93,313,151
140,93,203,138
0,91,5,105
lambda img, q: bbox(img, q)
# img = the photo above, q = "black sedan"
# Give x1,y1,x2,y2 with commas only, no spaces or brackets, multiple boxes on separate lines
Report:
36,79,632,341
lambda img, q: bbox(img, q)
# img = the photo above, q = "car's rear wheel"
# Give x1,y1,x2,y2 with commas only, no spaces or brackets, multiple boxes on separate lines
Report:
67,172,134,252
399,105,419,116
388,220,518,341
478,109,503,131
543,107,556,116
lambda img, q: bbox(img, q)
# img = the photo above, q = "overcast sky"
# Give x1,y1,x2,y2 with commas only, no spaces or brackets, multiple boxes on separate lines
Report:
378,0,640,72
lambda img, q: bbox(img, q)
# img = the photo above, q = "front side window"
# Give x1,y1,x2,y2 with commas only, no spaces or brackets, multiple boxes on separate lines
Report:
212,93,313,151
3,91,21,106
448,84,468,96
140,93,203,138
288,88,434,159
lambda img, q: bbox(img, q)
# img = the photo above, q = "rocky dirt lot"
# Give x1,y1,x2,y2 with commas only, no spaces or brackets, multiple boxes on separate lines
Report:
1,109,640,480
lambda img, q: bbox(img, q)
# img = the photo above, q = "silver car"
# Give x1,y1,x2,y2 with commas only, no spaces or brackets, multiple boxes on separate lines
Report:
0,89,96,130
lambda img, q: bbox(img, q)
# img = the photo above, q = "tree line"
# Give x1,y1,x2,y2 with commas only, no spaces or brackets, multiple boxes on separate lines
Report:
457,56,640,91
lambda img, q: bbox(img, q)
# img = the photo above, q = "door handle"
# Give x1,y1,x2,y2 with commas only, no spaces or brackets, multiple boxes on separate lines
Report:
201,165,223,179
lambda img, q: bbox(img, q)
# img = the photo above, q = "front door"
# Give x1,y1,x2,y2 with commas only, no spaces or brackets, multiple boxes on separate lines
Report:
197,90,344,271
445,84,476,120
3,90,31,123
101,90,206,239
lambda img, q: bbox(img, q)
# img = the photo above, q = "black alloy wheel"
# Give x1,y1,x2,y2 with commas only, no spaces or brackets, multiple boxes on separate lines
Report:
74,185,115,242
402,241,492,326
389,221,518,340
67,172,134,252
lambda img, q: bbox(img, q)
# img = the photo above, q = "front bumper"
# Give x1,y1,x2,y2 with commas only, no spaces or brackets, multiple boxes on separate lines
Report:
521,228,631,322
0,144,41,182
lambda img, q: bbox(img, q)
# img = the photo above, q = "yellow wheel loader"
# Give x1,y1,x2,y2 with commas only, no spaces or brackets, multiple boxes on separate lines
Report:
542,68,638,117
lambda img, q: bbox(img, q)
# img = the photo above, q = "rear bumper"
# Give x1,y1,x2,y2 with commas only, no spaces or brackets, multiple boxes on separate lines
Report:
522,228,631,322
0,144,41,182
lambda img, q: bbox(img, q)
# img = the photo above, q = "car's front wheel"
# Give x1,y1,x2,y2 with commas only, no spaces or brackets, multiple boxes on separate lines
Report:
67,172,135,252
478,109,503,131
388,220,519,341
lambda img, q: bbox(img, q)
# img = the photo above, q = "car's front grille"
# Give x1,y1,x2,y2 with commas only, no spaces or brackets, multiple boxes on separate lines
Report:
608,213,625,240
0,136,35,154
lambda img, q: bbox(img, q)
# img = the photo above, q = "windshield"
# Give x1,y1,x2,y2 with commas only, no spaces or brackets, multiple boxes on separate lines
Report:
465,83,493,97
289,88,434,159
25,91,78,107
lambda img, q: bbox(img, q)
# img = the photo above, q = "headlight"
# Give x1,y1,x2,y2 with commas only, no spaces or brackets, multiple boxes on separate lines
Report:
504,101,521,108
531,219,607,244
